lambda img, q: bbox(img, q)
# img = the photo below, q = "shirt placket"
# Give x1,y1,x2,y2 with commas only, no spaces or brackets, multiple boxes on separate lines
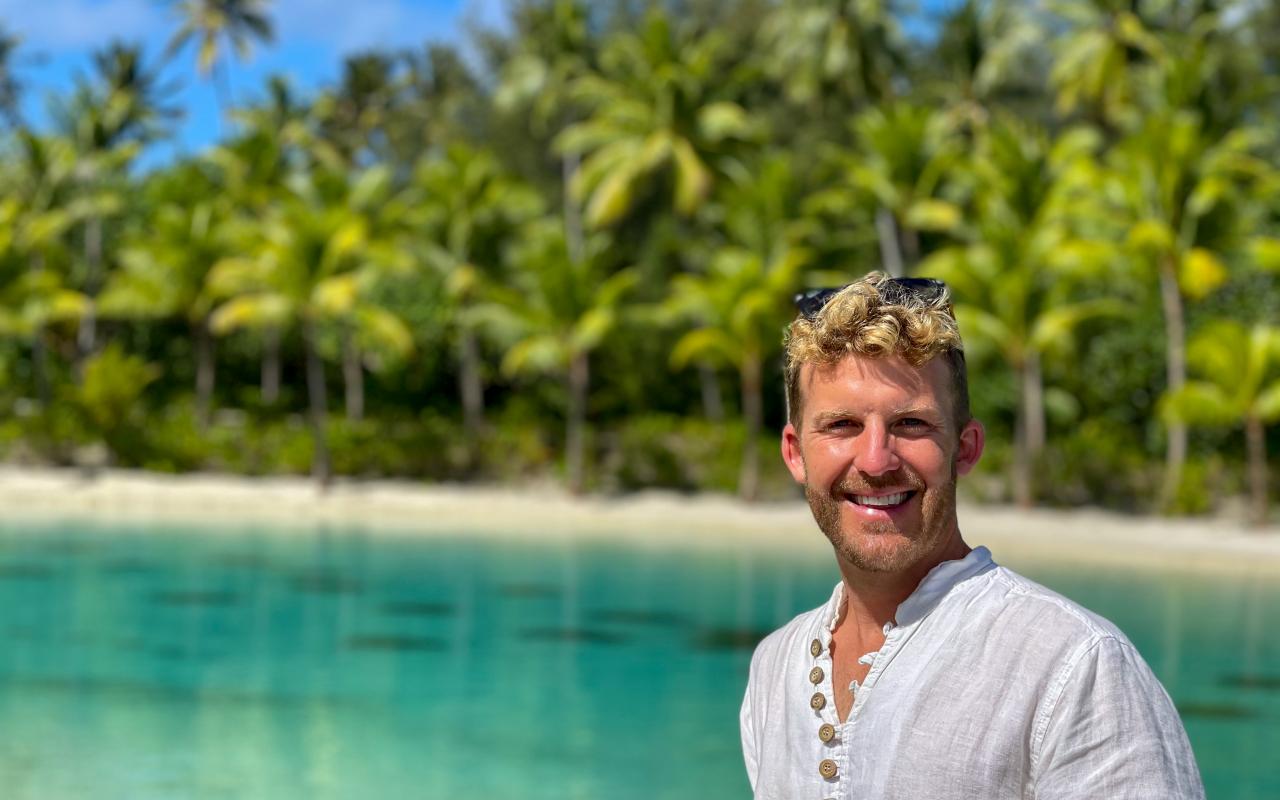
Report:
808,619,906,799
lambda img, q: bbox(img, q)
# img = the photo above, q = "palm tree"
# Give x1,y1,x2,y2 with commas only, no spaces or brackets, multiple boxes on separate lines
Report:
98,161,231,426
166,0,275,117
56,42,179,357
846,102,964,276
923,117,1121,506
207,165,410,485
1105,109,1267,509
1161,320,1280,526
314,53,397,167
411,143,541,439
0,24,25,129
924,0,1047,132
494,0,596,261
556,10,759,228
664,155,811,500
478,217,635,494
1047,0,1165,131
214,75,310,403
756,0,904,122
3,131,84,406
0,162,88,405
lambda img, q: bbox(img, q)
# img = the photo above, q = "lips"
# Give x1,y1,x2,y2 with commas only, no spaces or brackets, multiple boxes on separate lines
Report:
844,488,916,509
851,491,914,508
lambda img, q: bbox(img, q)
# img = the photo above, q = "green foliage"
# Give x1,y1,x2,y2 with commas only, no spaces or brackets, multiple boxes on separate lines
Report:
0,0,1274,514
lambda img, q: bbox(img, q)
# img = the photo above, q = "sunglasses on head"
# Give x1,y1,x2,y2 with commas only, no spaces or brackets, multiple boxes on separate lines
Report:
793,277,949,319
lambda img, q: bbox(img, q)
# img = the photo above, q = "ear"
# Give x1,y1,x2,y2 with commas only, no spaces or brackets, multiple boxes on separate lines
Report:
954,418,985,476
781,422,807,484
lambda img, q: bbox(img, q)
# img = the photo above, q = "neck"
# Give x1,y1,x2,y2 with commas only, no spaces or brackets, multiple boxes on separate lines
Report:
834,528,971,635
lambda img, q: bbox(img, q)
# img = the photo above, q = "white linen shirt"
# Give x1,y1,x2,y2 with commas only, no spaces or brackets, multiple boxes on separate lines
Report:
739,546,1205,799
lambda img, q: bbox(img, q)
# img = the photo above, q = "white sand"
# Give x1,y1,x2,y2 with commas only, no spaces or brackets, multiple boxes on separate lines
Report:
0,466,1277,576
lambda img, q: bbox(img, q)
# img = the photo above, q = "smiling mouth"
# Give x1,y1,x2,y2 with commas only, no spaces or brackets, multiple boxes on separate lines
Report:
846,491,917,509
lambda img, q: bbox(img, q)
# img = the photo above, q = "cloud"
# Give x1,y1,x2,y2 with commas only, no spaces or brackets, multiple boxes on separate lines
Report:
0,0,167,51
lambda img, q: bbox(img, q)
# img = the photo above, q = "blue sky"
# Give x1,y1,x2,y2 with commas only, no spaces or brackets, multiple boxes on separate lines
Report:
5,0,503,162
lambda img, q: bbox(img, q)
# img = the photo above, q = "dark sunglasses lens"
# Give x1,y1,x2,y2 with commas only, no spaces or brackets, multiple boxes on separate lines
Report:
794,288,838,318
794,278,948,319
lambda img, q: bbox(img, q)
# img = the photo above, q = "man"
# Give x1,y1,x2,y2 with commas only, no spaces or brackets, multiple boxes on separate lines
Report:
739,272,1204,799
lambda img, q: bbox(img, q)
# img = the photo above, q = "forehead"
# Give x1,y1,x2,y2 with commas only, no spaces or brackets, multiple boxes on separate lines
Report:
798,354,953,419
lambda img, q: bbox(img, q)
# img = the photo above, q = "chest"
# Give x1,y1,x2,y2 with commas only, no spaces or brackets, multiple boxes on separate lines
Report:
829,628,883,722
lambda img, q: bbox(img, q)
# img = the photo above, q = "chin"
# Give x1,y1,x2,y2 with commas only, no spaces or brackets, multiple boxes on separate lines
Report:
833,528,933,574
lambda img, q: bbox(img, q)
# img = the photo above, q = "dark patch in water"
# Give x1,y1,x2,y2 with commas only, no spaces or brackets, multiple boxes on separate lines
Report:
1175,701,1255,720
381,601,455,617
1221,674,1280,691
499,583,560,598
7,625,39,640
0,564,55,580
2,674,367,709
215,553,275,571
692,627,773,651
34,540,98,555
291,573,364,595
345,634,447,652
101,558,160,576
593,608,688,627
522,627,628,645
151,590,240,608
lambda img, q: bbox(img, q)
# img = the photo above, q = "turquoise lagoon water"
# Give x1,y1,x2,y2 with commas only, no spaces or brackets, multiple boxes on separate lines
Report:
0,520,1275,800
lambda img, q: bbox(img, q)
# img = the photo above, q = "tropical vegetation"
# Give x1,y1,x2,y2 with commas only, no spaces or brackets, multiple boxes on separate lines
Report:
0,0,1276,523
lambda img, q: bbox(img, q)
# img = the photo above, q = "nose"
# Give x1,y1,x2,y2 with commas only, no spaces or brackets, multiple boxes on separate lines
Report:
853,420,900,476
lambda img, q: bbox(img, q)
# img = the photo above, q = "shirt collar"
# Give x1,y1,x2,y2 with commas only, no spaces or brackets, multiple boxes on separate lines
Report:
820,546,996,634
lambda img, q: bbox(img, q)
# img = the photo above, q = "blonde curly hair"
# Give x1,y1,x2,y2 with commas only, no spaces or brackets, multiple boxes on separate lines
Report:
783,271,969,428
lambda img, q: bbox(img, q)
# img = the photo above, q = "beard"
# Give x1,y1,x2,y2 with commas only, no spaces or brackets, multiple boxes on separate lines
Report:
804,465,959,574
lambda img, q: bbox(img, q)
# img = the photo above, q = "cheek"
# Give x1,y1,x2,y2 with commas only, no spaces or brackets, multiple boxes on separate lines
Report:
900,442,954,483
806,439,854,479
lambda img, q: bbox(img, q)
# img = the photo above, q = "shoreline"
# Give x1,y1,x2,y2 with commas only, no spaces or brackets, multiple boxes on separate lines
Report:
0,466,1278,575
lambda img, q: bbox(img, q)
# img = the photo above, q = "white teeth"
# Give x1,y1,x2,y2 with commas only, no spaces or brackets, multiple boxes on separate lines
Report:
852,492,911,507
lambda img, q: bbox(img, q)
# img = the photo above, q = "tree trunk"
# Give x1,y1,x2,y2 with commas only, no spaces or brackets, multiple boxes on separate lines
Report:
302,318,331,489
342,326,364,422
566,351,590,495
1025,349,1046,457
31,252,49,409
563,153,584,264
194,318,216,429
1011,359,1032,509
262,326,281,405
458,326,485,437
1245,415,1269,528
78,215,103,358
1157,256,1188,511
875,207,905,278
698,361,725,423
739,352,763,502
31,330,48,410
1012,350,1046,508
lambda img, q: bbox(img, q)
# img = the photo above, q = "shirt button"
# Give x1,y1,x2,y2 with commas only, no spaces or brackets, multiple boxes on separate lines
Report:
818,723,836,743
809,692,826,710
810,638,822,657
809,666,824,684
819,759,839,779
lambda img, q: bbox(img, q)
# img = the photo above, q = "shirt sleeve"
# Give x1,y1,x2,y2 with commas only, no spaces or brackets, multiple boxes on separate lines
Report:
1032,635,1205,800
740,647,760,792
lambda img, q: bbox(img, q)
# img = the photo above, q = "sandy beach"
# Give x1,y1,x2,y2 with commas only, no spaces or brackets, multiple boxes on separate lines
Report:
0,465,1277,576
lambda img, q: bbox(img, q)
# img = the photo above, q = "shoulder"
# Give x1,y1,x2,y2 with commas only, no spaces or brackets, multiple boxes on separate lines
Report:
979,565,1128,643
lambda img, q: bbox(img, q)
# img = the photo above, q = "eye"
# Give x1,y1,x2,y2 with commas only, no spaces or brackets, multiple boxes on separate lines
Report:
895,417,932,432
